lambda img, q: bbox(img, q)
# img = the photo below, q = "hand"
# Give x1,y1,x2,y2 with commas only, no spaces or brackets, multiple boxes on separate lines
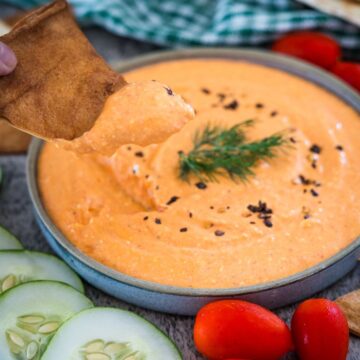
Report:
0,42,17,76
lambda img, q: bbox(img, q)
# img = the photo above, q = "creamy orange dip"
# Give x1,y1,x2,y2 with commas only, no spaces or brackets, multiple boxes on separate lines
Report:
57,81,194,155
39,59,360,289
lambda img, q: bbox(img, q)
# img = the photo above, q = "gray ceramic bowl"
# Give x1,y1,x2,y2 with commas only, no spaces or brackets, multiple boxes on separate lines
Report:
27,49,360,315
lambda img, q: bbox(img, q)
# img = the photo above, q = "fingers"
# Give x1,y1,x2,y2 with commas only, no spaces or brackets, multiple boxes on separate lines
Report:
0,42,17,76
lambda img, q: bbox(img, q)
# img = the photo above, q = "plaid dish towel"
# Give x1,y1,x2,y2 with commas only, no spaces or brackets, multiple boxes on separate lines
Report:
4,0,360,49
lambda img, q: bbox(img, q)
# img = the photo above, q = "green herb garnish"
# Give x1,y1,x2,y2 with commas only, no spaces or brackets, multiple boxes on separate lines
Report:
179,119,289,182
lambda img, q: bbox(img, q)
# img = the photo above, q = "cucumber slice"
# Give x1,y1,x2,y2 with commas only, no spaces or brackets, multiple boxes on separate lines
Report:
0,250,84,294
0,225,23,250
42,307,182,360
0,281,93,360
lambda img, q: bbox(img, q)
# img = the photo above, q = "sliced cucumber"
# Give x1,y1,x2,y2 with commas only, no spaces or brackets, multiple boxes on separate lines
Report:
42,307,182,360
0,281,93,360
0,250,84,294
0,225,23,250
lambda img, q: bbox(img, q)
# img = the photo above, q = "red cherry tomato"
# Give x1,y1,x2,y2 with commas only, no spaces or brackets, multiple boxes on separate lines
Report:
272,31,341,70
291,298,349,360
194,300,293,360
332,61,360,92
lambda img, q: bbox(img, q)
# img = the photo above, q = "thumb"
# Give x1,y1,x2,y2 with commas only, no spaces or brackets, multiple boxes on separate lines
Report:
0,42,17,76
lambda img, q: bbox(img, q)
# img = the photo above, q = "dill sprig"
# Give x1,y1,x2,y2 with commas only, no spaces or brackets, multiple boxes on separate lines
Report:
179,119,289,182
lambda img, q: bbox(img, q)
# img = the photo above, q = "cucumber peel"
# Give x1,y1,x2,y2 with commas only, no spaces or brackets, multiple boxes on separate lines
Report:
0,281,93,360
0,225,23,250
42,307,182,360
0,250,84,294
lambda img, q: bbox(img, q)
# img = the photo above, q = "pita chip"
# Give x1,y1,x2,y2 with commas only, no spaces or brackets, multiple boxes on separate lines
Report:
336,289,360,337
0,0,126,140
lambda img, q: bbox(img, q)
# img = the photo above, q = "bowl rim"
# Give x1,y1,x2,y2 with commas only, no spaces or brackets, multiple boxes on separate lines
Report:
27,47,360,297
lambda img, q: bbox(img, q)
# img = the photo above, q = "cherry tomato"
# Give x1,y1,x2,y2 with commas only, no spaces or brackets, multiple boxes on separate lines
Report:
291,298,349,360
194,300,293,360
332,61,360,92
272,31,341,70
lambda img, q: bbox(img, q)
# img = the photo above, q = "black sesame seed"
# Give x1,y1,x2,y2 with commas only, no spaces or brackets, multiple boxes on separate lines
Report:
135,151,144,158
289,137,297,144
201,88,211,95
264,219,273,228
311,161,317,169
299,174,311,186
250,221,256,225
304,214,311,220
189,212,193,218
298,175,320,187
270,111,278,117
336,145,344,151
143,216,149,221
224,100,239,110
195,182,207,190
310,189,319,197
214,230,225,237
165,87,173,96
255,103,264,109
247,205,258,213
310,144,322,154
166,196,179,206
180,227,188,232
155,218,161,225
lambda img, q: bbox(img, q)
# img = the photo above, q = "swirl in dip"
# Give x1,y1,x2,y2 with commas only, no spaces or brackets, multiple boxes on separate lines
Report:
38,59,360,289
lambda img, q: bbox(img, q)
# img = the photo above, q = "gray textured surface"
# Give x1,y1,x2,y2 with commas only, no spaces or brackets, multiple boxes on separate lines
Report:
1,4,360,359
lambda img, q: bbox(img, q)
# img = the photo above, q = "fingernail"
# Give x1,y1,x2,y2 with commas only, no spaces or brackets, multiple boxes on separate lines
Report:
0,42,17,75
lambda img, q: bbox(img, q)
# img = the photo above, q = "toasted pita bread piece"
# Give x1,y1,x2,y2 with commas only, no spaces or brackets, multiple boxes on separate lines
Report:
0,0,126,140
0,14,31,152
336,289,360,337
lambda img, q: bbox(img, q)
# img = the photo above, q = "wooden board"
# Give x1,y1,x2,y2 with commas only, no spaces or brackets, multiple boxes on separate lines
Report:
0,121,31,153
297,0,360,27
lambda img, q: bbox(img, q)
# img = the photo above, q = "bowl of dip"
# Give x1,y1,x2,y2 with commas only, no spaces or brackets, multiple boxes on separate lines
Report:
27,48,360,315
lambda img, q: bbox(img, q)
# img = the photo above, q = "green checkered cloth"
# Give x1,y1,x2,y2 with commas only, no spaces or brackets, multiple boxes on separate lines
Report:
4,0,360,49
